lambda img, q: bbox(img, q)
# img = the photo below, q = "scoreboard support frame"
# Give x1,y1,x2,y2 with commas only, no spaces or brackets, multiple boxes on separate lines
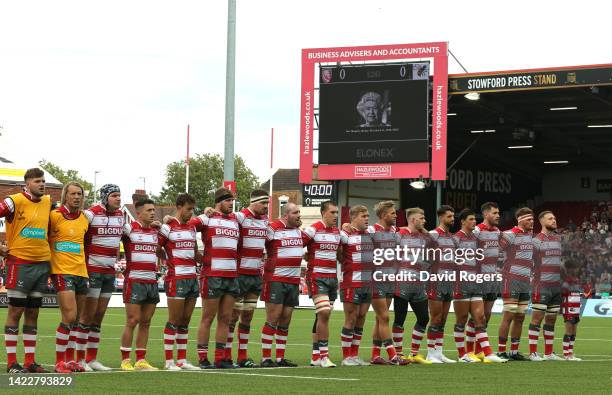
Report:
299,42,448,183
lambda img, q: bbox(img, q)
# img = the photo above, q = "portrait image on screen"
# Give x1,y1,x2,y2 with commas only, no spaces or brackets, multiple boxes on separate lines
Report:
356,91,391,128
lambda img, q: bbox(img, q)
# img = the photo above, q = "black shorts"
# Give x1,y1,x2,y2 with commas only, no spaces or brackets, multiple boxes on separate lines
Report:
200,276,240,299
454,281,483,301
261,281,299,307
340,287,372,304
165,277,199,299
123,281,160,305
5,259,50,296
427,281,454,302
501,278,530,302
396,283,427,303
483,293,498,302
372,282,395,300
87,272,116,298
52,274,89,295
308,277,338,301
532,286,563,308
237,274,263,296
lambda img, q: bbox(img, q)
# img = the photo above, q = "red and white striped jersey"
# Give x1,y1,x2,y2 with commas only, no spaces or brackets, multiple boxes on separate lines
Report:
0,197,15,217
189,212,239,278
84,204,125,274
158,218,197,280
122,221,159,283
235,208,268,276
473,223,501,275
397,228,430,284
453,230,479,278
339,228,373,288
499,226,533,282
368,223,398,275
264,219,304,285
562,275,581,316
303,220,341,279
532,232,562,288
428,227,457,275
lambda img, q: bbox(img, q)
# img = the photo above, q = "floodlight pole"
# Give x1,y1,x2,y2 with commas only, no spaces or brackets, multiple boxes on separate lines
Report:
269,127,274,219
223,0,236,186
186,124,190,193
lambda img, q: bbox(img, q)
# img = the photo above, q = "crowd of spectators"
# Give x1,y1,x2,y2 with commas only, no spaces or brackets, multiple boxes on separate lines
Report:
562,201,612,298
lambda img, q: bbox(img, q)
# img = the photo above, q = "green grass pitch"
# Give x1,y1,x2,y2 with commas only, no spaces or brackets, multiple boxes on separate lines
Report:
0,307,611,394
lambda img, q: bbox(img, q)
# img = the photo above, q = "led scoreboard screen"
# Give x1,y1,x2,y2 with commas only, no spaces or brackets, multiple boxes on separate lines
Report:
302,184,336,207
318,63,430,165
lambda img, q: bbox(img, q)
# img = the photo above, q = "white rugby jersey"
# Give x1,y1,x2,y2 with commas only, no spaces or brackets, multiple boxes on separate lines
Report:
303,220,341,279
264,219,305,284
159,218,197,279
473,223,501,275
122,221,159,283
235,208,268,276
84,204,125,274
189,212,240,277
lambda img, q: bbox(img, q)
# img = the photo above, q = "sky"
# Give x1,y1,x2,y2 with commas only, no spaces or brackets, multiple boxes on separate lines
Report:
1,0,610,201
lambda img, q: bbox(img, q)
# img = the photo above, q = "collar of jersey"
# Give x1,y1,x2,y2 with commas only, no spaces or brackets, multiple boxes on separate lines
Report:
59,205,81,220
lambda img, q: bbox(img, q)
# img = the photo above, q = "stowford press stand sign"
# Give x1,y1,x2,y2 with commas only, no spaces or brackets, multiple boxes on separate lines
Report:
441,167,540,213
449,65,612,94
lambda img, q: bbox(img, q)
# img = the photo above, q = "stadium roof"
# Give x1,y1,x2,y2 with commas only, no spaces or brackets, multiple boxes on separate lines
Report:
447,64,612,180
0,156,62,186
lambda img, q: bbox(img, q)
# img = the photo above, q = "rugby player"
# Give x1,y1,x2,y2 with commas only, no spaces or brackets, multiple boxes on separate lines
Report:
369,201,407,365
425,205,457,364
393,208,431,365
303,201,341,368
225,190,269,368
158,193,200,370
79,184,124,371
528,211,564,361
452,209,506,363
338,205,372,366
50,182,90,373
191,188,240,369
465,202,501,360
1,168,51,373
497,207,534,361
260,203,303,368
561,259,582,361
119,199,160,371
